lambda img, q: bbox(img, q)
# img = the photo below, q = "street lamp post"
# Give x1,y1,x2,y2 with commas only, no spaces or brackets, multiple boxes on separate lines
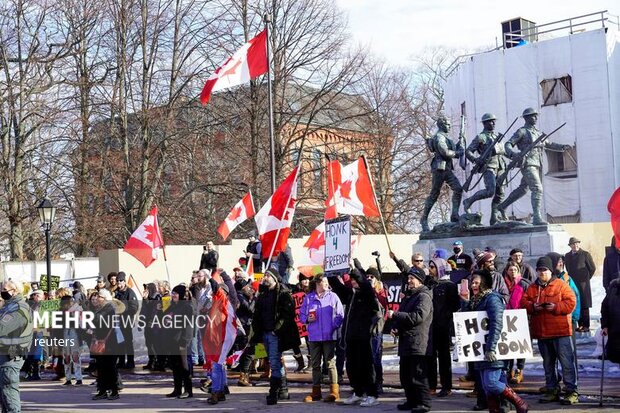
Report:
37,199,56,294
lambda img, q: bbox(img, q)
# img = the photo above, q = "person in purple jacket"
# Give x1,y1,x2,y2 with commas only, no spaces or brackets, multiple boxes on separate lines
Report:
300,273,344,403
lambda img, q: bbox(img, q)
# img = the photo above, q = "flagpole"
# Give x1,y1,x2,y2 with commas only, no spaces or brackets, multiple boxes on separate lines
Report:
264,13,276,193
264,144,305,270
361,154,393,252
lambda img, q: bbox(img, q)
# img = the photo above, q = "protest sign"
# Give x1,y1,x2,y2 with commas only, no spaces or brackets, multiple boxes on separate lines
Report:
38,299,61,316
39,275,60,292
324,215,351,277
292,291,308,338
453,309,533,362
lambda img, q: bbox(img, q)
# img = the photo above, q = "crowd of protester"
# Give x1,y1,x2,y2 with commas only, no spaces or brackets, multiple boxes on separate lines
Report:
2,234,620,413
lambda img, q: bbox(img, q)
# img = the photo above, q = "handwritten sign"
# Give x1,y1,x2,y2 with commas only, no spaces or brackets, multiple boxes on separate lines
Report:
324,216,351,277
39,275,61,292
453,309,533,362
292,292,308,338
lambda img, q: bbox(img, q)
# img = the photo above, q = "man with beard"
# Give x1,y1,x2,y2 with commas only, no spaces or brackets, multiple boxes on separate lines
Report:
250,269,300,405
475,252,510,304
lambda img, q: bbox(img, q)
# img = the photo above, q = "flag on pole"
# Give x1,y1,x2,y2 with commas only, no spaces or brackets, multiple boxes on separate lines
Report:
202,288,238,364
255,167,299,259
123,206,165,268
608,186,620,249
331,157,380,217
200,30,268,105
217,192,256,240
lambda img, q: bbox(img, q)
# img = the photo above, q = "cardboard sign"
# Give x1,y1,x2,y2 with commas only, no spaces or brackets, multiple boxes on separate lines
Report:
39,275,61,292
453,309,533,362
38,299,61,315
292,292,308,338
324,216,351,277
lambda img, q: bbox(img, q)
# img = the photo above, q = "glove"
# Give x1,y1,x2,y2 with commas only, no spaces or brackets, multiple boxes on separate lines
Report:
484,350,497,362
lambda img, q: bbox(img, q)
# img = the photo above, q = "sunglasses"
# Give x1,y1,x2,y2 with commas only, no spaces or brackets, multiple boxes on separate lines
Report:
414,259,424,262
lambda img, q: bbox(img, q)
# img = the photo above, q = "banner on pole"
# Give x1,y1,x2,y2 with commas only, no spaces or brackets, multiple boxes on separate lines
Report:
324,215,351,277
453,309,533,362
39,275,61,292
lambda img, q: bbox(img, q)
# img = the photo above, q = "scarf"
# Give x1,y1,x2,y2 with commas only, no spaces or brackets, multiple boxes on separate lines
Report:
470,289,491,310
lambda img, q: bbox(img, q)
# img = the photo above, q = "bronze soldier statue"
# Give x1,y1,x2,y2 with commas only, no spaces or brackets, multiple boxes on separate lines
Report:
420,115,463,232
497,107,570,225
462,113,506,225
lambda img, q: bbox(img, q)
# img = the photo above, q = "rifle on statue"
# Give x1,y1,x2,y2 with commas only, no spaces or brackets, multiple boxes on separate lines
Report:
462,116,519,192
458,114,467,170
496,122,566,187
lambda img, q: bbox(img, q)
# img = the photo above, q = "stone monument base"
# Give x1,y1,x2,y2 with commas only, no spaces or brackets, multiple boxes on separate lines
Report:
415,224,571,266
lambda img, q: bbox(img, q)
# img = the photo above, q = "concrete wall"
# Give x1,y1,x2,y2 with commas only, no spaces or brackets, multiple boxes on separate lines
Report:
98,233,420,288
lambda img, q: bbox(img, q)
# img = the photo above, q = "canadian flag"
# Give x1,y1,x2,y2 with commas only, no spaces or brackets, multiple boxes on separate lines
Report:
255,167,299,259
331,157,380,217
200,30,268,105
217,192,256,240
202,288,238,364
123,206,165,268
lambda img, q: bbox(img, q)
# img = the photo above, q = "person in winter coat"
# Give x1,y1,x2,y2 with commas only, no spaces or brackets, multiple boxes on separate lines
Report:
164,284,194,399
300,273,344,403
140,283,162,370
427,258,460,397
388,267,433,413
114,272,139,369
90,289,121,400
601,278,620,364
502,261,529,384
200,241,219,273
521,256,578,405
603,236,620,292
328,266,382,407
461,270,529,413
547,252,581,351
475,253,510,304
234,275,256,387
61,295,84,385
508,248,536,282
250,268,300,405
563,237,596,332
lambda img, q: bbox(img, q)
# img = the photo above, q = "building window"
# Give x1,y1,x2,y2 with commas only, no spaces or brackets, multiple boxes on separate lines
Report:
546,145,577,178
540,75,572,106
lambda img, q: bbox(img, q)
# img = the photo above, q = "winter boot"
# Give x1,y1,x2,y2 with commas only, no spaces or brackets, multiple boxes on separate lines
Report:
278,376,290,400
166,375,182,398
125,355,135,370
501,386,529,413
207,392,220,405
143,356,154,370
487,395,501,413
259,359,271,379
237,372,251,387
294,353,306,372
266,377,281,405
304,385,322,402
511,369,523,384
323,384,339,402
539,386,560,403
27,361,41,381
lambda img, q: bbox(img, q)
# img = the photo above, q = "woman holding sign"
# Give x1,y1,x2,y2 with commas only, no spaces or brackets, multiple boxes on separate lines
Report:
460,270,529,413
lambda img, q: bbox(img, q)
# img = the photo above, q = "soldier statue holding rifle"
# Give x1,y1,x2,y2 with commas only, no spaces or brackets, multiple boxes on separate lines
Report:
462,113,513,225
420,115,464,232
496,107,569,225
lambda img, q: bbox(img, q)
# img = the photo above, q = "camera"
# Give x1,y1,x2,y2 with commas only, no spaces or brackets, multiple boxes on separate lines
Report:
371,251,380,257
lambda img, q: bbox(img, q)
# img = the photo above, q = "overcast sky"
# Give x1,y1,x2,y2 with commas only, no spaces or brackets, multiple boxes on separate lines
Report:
336,0,619,66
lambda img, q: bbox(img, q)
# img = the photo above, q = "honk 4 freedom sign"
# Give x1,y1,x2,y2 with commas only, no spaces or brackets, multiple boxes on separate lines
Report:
453,309,533,362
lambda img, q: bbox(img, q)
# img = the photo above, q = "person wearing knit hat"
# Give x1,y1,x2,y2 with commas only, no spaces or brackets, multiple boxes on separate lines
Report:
521,256,578,405
427,258,459,397
162,283,194,399
461,270,529,413
388,264,433,412
250,268,300,405
114,271,138,370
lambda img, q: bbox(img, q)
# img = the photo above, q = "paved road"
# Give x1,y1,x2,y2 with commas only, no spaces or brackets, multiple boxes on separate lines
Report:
20,374,620,413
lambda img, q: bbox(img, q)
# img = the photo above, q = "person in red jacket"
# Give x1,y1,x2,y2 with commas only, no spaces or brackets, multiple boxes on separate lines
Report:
521,256,578,405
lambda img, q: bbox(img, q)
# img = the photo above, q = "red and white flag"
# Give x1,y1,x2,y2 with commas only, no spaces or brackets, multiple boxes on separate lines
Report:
123,206,165,268
255,167,299,259
217,192,256,240
200,30,268,105
202,288,238,364
331,157,380,217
